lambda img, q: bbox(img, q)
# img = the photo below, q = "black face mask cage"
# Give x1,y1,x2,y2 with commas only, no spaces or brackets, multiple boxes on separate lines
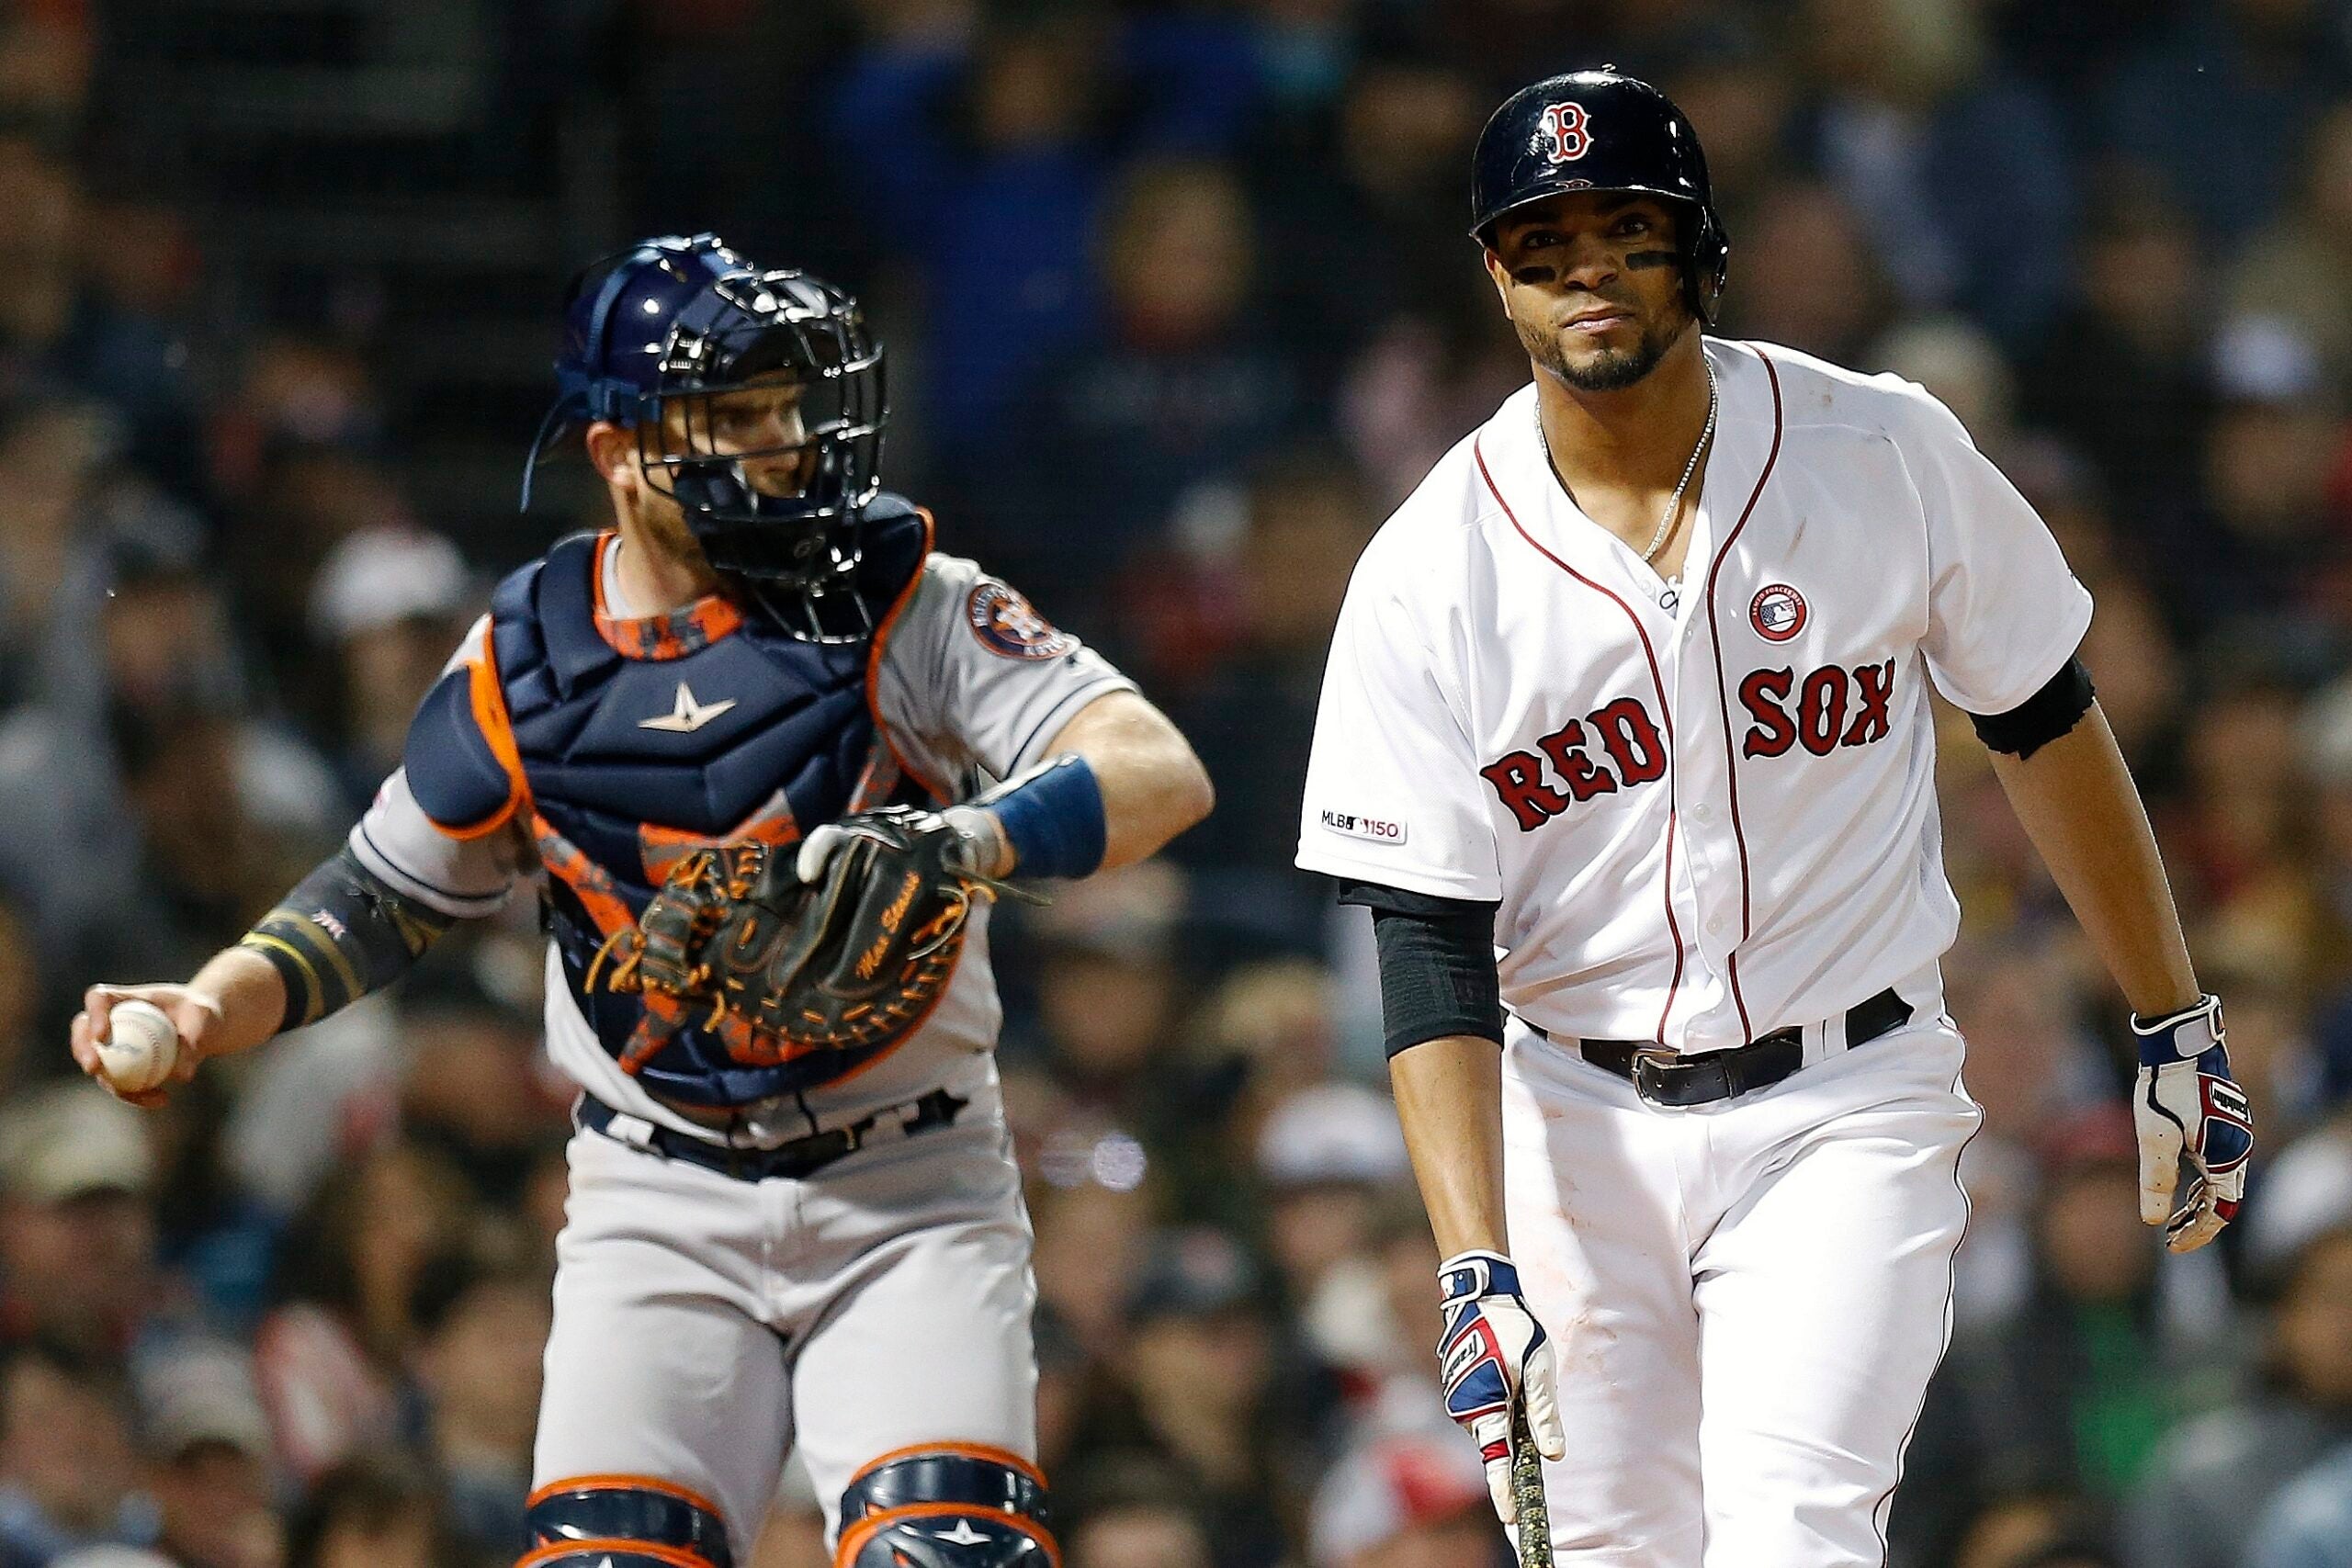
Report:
630,271,888,641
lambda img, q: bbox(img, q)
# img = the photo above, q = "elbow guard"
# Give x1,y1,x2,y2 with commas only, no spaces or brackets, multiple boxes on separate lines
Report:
1970,654,2095,760
240,847,457,1032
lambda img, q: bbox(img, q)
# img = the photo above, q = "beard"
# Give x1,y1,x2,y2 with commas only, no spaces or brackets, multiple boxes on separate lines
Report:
1518,300,1690,392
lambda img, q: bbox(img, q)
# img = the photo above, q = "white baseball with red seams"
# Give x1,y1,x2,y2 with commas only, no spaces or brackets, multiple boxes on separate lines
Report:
1297,337,2091,1565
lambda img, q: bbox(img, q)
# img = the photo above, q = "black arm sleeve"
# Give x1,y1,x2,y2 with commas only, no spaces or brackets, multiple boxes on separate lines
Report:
239,846,458,1032
1968,653,2095,760
1336,879,1506,1058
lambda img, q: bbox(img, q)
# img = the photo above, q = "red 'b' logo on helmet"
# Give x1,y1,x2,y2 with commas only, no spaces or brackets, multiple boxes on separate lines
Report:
1540,102,1592,164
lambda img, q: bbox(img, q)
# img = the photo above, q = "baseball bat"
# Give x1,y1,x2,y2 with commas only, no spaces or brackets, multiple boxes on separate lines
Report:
1510,1396,1554,1568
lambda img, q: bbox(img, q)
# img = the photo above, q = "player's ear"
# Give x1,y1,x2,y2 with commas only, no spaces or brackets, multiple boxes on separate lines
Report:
1484,246,1516,314
583,421,638,489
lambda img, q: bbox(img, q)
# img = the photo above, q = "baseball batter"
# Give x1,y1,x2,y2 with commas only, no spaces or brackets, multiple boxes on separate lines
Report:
70,236,1212,1568
1296,72,2255,1566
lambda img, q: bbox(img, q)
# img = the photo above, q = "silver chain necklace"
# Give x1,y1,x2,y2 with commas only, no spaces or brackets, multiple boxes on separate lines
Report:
1537,357,1718,564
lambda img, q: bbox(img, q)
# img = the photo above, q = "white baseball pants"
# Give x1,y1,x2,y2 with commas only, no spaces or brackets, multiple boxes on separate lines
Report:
1501,1015,1979,1566
531,1089,1040,1564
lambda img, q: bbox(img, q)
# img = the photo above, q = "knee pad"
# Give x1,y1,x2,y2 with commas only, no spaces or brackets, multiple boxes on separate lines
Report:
835,1445,1057,1568
519,1548,715,1568
523,1474,733,1568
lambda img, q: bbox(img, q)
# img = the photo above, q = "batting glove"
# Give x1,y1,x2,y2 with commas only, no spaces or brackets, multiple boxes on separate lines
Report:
1437,1251,1566,1525
2132,994,2254,1254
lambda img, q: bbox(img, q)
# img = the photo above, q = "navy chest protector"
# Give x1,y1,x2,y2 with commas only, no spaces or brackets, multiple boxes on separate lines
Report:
405,498,935,1106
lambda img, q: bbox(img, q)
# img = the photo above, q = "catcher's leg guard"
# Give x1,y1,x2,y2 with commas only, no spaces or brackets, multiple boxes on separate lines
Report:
522,1474,733,1568
834,1445,1057,1568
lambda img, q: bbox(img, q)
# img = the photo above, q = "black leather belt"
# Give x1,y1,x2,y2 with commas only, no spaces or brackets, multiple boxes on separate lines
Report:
1569,987,1914,1107
578,1089,967,1181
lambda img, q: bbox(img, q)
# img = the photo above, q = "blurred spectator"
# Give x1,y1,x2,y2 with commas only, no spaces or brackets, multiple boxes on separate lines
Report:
1872,316,2018,454
1062,1461,1216,1568
1167,450,1372,925
1894,1104,2236,1562
126,1347,281,1568
990,157,1305,638
409,1255,548,1563
1249,32,1485,381
0,887,47,1097
1306,1426,1498,1568
2240,1116,2352,1279
1023,863,1188,1126
1714,177,1891,365
304,525,475,811
2101,0,2352,243
0,513,334,985
2160,317,2352,646
1108,1228,1312,1568
231,439,421,726
253,1144,471,1483
0,399,119,705
281,1458,448,1568
1340,260,1532,508
824,7,1112,453
1253,1083,1411,1390
2017,168,2213,548
397,982,567,1210
2243,1438,2352,1568
0,1083,161,1361
2230,101,2352,385
1795,0,2076,346
1030,1179,1152,1366
0,1342,155,1566
2120,1222,2352,1568
1939,1486,2104,1568
0,130,201,503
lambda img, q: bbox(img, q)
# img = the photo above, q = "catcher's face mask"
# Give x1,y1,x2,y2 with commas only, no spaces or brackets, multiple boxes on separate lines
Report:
634,271,887,608
528,236,888,643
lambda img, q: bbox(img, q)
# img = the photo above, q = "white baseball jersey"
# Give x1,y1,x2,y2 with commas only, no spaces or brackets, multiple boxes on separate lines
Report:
1298,336,2091,1048
353,543,1132,1141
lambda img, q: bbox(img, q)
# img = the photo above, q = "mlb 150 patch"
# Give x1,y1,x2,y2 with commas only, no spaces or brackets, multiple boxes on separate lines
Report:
1319,807,1408,845
967,581,1078,660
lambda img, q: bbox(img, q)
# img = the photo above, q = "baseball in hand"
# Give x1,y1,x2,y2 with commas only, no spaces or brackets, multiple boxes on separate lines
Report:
96,999,181,1094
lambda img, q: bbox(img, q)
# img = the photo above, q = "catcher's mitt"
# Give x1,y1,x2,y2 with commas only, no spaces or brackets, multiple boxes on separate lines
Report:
589,807,1031,1074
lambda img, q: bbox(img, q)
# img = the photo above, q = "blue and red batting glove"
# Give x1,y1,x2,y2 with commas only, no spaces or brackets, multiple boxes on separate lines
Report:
2132,993,2254,1253
1437,1250,1566,1526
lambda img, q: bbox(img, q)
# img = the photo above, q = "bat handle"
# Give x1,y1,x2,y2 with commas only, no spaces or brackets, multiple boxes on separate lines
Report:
1510,1396,1554,1568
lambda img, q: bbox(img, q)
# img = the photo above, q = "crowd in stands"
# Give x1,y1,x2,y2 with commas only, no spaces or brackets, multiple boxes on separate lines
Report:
1,1,2351,1566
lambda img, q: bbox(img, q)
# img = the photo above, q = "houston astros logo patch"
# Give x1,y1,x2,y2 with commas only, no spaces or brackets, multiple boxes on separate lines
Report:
1750,583,1807,642
967,581,1077,660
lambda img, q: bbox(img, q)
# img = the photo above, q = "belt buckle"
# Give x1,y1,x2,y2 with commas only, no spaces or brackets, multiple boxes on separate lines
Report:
1631,1045,1737,1107
1629,1044,1680,1105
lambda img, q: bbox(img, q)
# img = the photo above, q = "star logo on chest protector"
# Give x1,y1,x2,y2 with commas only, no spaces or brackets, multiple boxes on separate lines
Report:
638,681,738,733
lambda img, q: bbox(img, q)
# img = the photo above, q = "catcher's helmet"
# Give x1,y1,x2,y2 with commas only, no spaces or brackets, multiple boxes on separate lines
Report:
522,232,888,633
1469,69,1729,323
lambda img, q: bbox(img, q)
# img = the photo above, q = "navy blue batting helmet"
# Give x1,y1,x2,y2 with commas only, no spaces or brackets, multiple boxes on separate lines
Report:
1469,69,1728,323
523,232,888,620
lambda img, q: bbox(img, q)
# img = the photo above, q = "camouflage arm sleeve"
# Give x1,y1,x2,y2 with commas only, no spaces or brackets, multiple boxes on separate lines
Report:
239,846,459,1032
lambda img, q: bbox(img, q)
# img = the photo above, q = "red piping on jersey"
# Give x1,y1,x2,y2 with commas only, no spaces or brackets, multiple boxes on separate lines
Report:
1475,434,1685,1044
1700,347,1786,1041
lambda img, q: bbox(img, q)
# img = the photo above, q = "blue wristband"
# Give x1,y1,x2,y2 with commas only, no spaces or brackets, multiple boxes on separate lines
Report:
986,755,1107,881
